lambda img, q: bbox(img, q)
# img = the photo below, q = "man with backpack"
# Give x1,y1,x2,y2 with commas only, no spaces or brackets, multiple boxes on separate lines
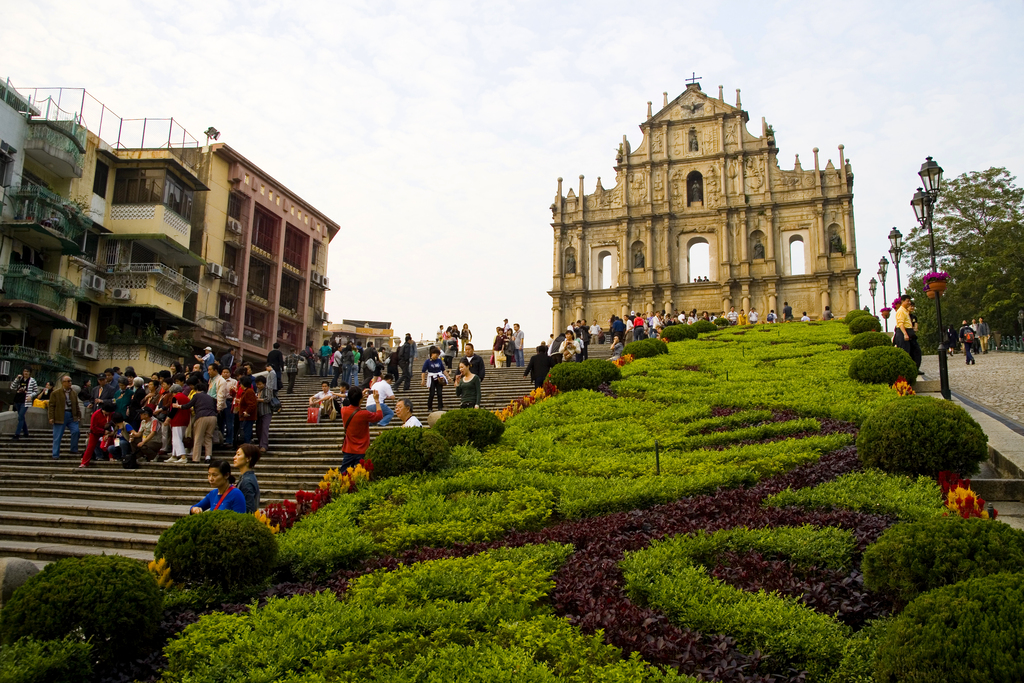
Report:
398,334,417,392
362,342,380,387
959,320,977,365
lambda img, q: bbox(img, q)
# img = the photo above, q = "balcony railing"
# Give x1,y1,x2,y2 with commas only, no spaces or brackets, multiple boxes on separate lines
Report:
243,327,268,348
25,121,85,177
0,264,80,310
5,186,90,250
0,345,78,386
106,263,199,302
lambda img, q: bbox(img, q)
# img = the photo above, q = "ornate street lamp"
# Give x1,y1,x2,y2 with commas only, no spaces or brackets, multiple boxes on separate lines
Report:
888,227,904,297
869,277,877,316
878,257,889,332
911,156,949,399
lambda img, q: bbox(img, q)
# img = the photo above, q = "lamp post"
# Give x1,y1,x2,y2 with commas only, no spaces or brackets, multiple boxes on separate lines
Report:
888,227,904,297
911,156,949,400
878,257,889,332
869,278,877,316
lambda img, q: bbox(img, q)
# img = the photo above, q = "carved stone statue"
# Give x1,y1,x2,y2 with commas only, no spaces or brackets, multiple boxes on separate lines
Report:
565,252,576,274
753,240,765,260
688,128,699,152
690,178,703,203
830,233,843,254
633,247,645,269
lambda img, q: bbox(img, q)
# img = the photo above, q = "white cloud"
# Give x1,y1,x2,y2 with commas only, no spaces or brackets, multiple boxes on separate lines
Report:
4,0,1023,344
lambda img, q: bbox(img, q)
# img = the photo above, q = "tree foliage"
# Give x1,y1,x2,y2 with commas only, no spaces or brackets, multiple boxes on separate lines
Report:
904,167,1024,349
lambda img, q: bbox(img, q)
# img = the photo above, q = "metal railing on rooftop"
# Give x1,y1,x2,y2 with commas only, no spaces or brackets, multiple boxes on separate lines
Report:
0,78,36,115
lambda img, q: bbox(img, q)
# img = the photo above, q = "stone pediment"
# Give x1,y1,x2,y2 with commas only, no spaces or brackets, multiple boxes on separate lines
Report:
651,85,737,124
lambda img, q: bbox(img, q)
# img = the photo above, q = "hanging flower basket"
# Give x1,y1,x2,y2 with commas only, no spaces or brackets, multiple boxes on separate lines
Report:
923,271,950,294
926,290,936,299
880,308,891,319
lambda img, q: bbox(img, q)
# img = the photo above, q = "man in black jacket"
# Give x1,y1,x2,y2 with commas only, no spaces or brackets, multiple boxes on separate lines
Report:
399,334,417,391
461,343,486,383
362,342,380,387
266,343,284,394
524,344,550,389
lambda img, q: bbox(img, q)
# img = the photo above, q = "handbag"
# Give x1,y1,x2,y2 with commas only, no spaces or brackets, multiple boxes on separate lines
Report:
269,396,282,412
496,351,506,363
307,406,320,424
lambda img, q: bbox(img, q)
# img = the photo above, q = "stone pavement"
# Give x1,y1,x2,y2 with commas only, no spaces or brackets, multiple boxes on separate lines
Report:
920,350,1024,423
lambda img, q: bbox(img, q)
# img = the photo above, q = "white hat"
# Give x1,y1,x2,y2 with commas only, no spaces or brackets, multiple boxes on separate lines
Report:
204,346,212,351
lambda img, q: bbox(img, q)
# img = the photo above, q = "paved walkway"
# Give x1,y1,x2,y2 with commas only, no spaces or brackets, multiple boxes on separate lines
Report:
921,350,1024,423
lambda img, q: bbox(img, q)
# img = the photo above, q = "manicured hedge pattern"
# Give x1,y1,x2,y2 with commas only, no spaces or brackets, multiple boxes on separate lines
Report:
848,346,918,387
850,331,892,350
662,324,698,342
623,338,669,358
433,408,505,448
848,316,882,334
548,359,622,392
365,426,451,477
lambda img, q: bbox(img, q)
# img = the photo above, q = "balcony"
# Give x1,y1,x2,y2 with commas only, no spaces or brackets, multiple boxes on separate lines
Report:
0,264,82,310
106,263,199,302
3,186,89,254
243,327,268,349
24,119,86,178
0,345,79,386
109,203,192,248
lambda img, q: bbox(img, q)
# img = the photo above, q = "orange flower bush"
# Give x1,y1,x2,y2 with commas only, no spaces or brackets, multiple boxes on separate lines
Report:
147,557,174,589
614,353,634,368
939,471,996,519
891,376,915,396
495,384,558,422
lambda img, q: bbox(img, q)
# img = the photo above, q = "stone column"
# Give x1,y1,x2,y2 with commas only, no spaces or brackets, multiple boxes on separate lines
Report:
551,304,562,337
847,285,857,312
739,211,749,262
769,292,777,315
765,208,776,260
821,290,831,317
553,230,563,279
841,199,853,254
645,220,654,274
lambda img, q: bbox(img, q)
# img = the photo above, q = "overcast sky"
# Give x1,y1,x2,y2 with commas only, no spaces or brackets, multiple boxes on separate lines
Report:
6,1,1023,346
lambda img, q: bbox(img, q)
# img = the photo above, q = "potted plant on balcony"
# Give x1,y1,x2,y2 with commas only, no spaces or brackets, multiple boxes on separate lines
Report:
923,271,950,299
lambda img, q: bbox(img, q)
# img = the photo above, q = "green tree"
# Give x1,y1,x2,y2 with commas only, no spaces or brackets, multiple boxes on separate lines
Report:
904,167,1024,352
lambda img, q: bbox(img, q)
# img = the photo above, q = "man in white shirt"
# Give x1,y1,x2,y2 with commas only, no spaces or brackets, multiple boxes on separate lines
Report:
365,373,396,426
396,398,422,427
503,318,512,333
589,321,601,345
309,381,340,421
727,307,739,325
801,312,811,322
748,308,759,324
625,317,634,342
513,323,526,367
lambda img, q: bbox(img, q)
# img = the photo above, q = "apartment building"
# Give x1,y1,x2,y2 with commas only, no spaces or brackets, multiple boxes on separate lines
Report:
0,79,339,384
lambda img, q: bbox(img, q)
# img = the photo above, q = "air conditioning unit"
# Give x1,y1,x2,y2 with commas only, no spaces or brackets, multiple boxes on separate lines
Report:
0,312,24,330
321,276,330,289
82,341,98,360
226,218,242,234
81,272,105,291
313,309,324,322
207,263,224,278
111,288,132,301
310,272,322,286
69,336,86,353
320,311,330,322
225,270,239,285
0,360,10,379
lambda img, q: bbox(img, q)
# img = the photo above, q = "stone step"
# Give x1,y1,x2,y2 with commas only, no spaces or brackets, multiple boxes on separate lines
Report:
0,539,154,563
0,509,172,534
0,496,183,523
0,524,161,552
0,486,290,506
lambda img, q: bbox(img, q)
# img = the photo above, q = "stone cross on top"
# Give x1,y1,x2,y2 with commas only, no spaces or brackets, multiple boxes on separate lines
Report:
686,72,702,86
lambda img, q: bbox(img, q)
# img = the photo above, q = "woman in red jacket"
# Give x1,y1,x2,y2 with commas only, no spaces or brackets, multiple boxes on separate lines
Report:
339,386,382,471
80,401,114,468
167,384,192,463
237,375,258,445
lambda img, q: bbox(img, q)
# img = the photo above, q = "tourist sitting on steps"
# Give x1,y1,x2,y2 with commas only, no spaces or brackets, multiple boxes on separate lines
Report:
233,444,261,513
190,459,246,514
310,381,340,421
609,335,624,362
131,406,160,462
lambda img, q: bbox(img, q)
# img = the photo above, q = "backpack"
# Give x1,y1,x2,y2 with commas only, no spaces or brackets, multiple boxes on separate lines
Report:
963,328,976,343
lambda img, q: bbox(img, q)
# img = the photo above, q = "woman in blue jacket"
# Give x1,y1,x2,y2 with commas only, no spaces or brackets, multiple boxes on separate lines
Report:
189,459,246,514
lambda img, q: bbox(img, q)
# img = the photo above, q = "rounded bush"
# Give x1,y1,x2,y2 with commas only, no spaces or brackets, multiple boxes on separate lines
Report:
623,338,669,359
692,320,719,334
433,408,505,449
548,359,622,392
863,516,1024,605
662,324,698,342
155,511,278,591
850,331,892,350
365,427,451,478
857,396,988,477
0,555,161,664
848,315,883,334
873,572,1024,683
714,316,732,327
848,346,918,387
0,636,93,683
844,309,872,324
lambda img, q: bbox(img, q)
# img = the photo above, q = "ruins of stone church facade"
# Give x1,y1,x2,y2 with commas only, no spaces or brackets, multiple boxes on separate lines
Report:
549,82,860,332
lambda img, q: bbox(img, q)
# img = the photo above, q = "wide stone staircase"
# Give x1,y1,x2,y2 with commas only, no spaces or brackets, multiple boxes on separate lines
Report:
0,345,614,565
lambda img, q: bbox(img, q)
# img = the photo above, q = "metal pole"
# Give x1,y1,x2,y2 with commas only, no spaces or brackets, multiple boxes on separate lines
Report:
881,280,888,332
870,291,876,316
894,259,902,298
655,440,660,475
927,195,951,400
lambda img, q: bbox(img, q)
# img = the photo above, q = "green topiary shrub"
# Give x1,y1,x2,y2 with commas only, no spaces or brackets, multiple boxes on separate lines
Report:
850,331,892,350
154,510,278,592
662,324,698,342
857,396,988,477
844,309,871,324
862,516,1024,605
692,319,719,334
714,316,732,327
548,359,622,392
0,637,92,683
848,345,918,387
365,427,452,478
873,572,1024,683
433,408,505,449
0,556,161,664
848,315,883,334
623,338,669,359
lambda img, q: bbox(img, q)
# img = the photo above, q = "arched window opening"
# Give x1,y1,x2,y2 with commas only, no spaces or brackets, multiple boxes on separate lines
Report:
687,240,710,281
687,171,704,206
789,236,805,275
598,251,612,289
631,240,645,270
